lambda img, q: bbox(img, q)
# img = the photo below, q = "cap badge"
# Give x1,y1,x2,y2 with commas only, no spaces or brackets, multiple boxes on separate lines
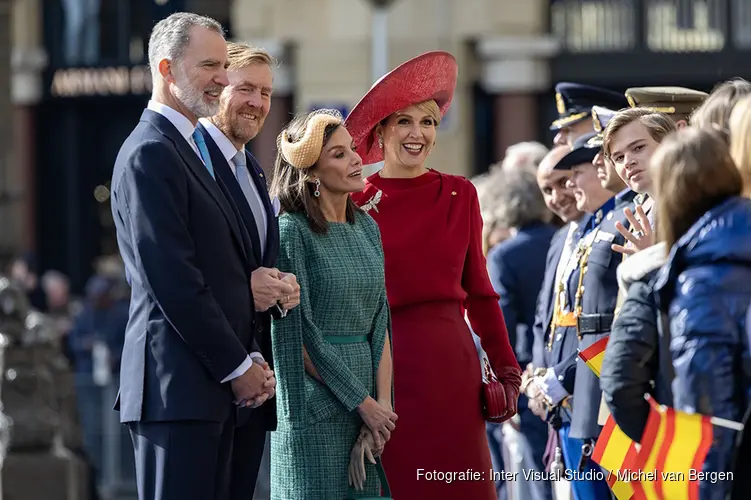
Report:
627,94,637,108
556,93,566,115
592,109,602,132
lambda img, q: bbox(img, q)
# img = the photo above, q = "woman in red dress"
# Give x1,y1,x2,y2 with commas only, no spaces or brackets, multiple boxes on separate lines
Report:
346,51,522,499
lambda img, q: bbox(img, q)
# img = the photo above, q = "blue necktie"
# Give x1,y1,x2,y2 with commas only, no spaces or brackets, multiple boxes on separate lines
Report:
191,129,215,179
232,151,267,257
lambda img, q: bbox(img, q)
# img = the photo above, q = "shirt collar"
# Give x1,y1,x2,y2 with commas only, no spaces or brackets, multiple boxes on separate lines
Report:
615,187,632,201
147,100,196,144
198,118,244,164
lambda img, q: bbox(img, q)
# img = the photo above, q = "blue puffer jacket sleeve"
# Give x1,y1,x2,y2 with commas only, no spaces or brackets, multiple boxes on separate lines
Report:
655,196,751,500
668,267,744,500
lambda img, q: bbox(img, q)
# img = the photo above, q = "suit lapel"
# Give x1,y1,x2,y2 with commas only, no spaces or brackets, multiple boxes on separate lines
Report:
245,151,280,267
198,123,263,266
142,110,250,267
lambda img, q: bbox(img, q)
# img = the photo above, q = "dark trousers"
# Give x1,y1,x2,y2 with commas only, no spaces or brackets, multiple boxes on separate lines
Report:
230,411,267,500
129,412,268,500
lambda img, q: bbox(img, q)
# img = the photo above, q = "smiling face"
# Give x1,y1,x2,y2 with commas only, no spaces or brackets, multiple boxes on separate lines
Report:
166,25,229,120
608,119,661,194
537,165,581,223
377,103,438,171
213,62,273,147
568,162,613,213
311,126,364,196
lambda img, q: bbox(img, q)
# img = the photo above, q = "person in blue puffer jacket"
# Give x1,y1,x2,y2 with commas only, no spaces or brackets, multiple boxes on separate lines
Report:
649,126,751,500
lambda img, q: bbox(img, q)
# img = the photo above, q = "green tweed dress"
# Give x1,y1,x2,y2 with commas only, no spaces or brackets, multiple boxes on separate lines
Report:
270,210,391,500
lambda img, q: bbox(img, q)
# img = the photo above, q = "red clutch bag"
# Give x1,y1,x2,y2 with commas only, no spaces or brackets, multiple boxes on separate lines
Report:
481,356,509,423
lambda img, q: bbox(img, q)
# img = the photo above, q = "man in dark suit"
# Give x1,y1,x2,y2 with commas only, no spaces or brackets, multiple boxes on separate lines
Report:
196,41,287,499
109,13,296,500
486,168,558,500
538,134,627,500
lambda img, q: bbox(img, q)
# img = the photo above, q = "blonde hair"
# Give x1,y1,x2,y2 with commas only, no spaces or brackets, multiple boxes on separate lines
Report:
651,127,742,248
602,108,676,159
226,41,276,71
691,78,751,134
729,93,751,197
414,100,441,126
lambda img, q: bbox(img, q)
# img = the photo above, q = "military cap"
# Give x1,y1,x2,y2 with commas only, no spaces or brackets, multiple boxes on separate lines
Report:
550,82,629,131
586,106,617,148
554,133,599,170
625,86,708,117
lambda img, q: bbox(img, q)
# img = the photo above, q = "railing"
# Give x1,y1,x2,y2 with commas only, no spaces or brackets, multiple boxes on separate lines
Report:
551,0,751,53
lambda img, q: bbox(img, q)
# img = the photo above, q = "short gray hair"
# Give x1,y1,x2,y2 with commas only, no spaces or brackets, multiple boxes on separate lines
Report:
148,12,225,80
492,168,550,229
500,141,549,172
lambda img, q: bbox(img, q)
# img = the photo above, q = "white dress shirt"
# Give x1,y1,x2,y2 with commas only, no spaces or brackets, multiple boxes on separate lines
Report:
147,101,262,383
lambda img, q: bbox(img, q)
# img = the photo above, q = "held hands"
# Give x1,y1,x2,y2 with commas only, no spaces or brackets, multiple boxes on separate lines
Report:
230,361,276,408
612,206,654,255
251,268,297,312
356,397,397,450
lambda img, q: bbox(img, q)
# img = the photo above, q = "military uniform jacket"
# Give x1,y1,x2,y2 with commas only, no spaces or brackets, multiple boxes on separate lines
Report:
568,204,628,439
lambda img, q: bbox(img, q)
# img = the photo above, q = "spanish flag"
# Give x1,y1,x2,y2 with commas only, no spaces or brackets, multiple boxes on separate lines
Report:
592,416,638,500
578,336,609,377
627,397,713,500
579,336,637,499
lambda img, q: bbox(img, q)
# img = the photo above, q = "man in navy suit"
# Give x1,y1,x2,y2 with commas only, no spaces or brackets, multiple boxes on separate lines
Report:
486,168,558,500
109,13,297,500
196,42,286,499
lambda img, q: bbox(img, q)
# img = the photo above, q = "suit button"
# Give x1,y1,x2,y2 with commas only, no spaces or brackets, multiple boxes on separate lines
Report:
257,325,263,334
556,333,562,341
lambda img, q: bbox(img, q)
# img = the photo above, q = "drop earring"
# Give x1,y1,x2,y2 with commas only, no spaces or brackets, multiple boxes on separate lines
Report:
314,178,321,198
378,136,383,148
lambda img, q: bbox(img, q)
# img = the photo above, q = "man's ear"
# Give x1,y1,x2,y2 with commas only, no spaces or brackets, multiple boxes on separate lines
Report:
158,59,175,84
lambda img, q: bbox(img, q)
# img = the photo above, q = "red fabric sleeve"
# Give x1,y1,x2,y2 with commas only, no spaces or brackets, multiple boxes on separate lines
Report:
461,182,521,374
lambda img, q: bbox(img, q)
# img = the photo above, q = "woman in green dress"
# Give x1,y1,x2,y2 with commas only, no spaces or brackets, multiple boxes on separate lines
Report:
268,109,397,499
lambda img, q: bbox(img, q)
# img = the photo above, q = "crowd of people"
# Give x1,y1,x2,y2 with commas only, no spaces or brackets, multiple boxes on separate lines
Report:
476,79,751,500
60,8,751,500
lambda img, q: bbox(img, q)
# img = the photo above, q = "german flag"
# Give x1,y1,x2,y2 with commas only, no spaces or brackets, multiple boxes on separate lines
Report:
592,416,639,500
627,397,713,500
578,336,609,377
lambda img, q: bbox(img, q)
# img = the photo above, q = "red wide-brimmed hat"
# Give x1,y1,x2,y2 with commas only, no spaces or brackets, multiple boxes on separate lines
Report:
344,50,458,165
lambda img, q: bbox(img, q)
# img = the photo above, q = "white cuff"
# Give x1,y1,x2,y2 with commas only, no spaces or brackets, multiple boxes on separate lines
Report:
536,369,569,405
221,355,253,383
249,352,264,363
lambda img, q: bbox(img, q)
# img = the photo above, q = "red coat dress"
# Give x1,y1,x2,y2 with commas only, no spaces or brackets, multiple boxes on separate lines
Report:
351,169,519,499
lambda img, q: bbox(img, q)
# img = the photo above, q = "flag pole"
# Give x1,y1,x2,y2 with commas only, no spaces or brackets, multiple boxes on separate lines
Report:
643,394,744,431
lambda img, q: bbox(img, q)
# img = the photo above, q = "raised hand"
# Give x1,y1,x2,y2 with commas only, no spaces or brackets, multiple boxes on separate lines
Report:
613,206,654,255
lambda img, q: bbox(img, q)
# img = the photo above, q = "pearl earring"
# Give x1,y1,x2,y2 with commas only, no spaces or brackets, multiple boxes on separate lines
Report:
378,137,383,148
314,178,321,198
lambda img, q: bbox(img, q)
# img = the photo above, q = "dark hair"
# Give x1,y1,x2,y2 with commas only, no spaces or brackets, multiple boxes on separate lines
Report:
269,111,361,234
652,127,742,248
